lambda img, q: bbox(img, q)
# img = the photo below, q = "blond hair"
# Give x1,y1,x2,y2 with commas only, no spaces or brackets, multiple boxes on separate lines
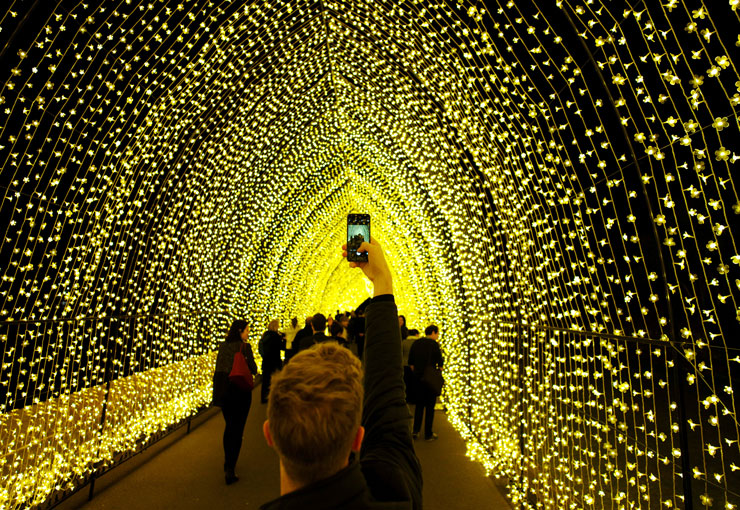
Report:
268,319,279,332
267,341,363,484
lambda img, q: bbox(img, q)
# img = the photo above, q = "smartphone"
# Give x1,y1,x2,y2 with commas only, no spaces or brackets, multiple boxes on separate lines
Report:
347,214,370,263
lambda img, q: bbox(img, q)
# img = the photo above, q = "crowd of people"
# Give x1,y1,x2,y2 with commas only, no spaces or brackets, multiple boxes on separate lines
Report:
211,237,444,509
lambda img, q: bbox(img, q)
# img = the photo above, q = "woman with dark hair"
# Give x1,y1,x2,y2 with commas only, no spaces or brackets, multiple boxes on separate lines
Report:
212,320,258,485
399,314,409,340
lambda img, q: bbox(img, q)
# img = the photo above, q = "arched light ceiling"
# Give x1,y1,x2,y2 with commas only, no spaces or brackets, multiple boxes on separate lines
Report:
0,1,739,509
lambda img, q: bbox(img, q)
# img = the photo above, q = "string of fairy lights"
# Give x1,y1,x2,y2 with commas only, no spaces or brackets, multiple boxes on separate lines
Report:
0,0,738,508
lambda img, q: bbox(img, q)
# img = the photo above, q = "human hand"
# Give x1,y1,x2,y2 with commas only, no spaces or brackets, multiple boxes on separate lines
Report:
342,237,393,297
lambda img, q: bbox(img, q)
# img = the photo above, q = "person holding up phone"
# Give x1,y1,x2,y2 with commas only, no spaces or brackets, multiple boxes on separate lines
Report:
259,234,422,509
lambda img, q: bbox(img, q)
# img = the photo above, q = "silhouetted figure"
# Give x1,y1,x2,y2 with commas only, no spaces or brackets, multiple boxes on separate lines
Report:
296,313,328,352
329,320,349,348
348,309,366,360
402,328,420,403
408,325,443,441
291,316,313,359
259,320,283,404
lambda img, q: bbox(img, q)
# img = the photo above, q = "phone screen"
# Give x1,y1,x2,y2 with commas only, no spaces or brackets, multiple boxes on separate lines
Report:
347,214,370,263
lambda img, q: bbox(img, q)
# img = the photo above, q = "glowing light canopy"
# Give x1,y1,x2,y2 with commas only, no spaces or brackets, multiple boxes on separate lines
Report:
0,0,739,508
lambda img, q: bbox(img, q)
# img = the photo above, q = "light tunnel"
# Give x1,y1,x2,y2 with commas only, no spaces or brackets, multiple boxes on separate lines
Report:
0,0,739,508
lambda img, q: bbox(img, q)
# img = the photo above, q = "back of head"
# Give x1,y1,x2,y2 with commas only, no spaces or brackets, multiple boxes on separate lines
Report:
268,319,280,332
330,321,343,338
425,324,439,337
408,328,420,338
312,313,327,333
267,342,363,484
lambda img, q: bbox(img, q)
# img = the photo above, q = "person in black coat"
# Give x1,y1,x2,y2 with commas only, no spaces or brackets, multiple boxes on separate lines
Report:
408,325,444,441
402,329,420,403
260,237,422,509
212,320,258,485
291,316,313,358
296,313,328,352
329,320,349,348
259,320,283,404
348,309,366,360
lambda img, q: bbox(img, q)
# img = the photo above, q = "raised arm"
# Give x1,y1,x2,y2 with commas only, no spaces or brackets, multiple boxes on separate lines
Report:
342,238,422,508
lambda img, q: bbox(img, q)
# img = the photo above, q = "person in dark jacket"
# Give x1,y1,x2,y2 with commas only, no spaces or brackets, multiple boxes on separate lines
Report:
260,237,422,509
348,309,366,360
296,313,328,352
408,325,444,441
402,329,420,403
259,320,283,404
291,316,313,358
212,320,259,485
329,320,349,348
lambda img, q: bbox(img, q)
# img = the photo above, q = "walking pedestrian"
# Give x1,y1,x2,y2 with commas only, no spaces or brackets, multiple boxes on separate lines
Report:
408,325,443,441
212,320,258,484
260,320,283,404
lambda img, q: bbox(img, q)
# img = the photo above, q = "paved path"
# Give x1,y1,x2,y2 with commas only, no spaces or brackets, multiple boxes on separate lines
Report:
57,401,511,509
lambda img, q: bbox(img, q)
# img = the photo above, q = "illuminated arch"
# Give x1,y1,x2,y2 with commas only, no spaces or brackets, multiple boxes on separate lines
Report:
0,1,738,508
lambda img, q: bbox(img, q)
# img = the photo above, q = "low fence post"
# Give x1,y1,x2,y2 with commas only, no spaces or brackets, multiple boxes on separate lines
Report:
466,318,472,430
89,377,111,501
668,346,693,509
89,317,114,502
516,308,525,506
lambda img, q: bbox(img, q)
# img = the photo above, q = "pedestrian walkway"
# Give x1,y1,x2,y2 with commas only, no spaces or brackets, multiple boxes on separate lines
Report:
57,401,511,510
